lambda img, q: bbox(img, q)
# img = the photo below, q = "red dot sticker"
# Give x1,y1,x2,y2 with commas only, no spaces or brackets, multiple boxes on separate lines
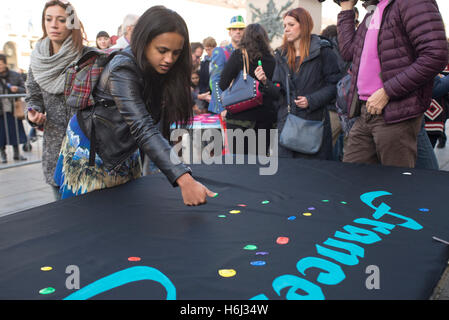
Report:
128,257,141,262
276,237,289,245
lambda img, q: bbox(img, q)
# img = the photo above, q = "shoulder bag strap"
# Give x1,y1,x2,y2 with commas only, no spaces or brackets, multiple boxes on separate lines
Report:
242,49,248,81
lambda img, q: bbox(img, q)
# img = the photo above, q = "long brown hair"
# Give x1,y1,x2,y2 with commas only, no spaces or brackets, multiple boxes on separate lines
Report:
41,0,86,53
239,23,273,64
282,7,313,72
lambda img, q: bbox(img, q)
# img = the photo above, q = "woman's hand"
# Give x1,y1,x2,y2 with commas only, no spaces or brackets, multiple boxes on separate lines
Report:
294,96,309,109
27,108,46,126
198,91,211,102
255,66,267,85
176,173,217,206
220,109,227,119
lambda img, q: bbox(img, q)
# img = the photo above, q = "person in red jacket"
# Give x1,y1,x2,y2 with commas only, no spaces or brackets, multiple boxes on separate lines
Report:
337,0,448,168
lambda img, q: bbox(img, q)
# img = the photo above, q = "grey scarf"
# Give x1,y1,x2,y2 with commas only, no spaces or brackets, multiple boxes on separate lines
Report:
30,36,81,94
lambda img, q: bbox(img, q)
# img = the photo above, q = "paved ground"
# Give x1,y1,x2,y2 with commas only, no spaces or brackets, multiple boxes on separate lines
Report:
1,126,449,299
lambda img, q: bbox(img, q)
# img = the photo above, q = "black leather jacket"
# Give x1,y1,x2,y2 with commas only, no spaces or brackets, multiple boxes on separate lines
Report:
94,47,191,186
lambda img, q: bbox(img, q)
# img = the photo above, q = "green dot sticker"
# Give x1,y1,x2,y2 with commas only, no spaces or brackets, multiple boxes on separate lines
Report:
39,287,55,295
244,245,258,250
261,200,270,204
340,201,347,205
218,215,227,218
321,200,329,203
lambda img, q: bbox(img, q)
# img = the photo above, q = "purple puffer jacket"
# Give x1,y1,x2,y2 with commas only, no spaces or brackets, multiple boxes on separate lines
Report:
337,0,448,124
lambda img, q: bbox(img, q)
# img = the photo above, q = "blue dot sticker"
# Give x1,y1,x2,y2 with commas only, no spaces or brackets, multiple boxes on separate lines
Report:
288,216,296,221
250,261,266,266
419,208,430,213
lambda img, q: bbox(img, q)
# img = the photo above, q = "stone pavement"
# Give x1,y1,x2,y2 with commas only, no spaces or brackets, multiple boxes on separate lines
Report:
1,129,449,299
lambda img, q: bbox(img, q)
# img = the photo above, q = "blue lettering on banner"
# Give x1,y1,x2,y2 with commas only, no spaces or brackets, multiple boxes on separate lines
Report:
63,266,176,300
250,191,424,300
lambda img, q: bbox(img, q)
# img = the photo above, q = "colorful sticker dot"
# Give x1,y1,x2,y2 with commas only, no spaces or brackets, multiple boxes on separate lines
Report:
218,215,227,218
243,245,258,250
212,193,219,198
321,200,329,203
256,252,269,256
340,201,348,205
288,216,297,220
308,207,316,210
276,237,289,245
40,266,53,271
261,200,270,204
402,172,412,175
237,204,247,207
219,269,236,278
303,212,312,216
229,210,240,214
250,261,266,266
128,257,141,262
419,208,430,212
39,287,55,295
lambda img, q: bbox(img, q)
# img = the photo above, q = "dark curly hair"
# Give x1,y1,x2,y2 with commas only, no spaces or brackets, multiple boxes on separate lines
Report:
239,23,273,64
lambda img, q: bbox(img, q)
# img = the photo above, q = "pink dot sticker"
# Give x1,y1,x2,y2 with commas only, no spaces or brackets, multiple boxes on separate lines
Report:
276,237,289,245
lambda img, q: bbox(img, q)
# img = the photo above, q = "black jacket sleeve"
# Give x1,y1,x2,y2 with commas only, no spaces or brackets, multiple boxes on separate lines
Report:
305,46,340,112
107,56,191,187
219,50,242,92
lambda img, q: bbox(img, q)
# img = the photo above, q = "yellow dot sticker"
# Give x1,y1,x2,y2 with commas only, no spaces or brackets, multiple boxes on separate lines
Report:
40,266,53,271
229,210,241,214
219,269,237,278
303,212,312,216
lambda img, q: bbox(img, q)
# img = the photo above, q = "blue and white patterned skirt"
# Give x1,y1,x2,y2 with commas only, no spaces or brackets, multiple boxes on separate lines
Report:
54,114,142,199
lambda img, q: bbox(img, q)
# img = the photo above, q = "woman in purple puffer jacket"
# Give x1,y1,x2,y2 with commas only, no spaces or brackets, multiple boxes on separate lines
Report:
337,0,448,168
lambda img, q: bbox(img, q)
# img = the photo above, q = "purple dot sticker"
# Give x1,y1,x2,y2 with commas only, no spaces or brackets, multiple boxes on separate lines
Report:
250,261,266,266
308,207,316,211
256,252,269,256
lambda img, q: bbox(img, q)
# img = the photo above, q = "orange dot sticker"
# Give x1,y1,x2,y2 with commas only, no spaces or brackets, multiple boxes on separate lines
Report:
128,257,141,262
276,237,289,245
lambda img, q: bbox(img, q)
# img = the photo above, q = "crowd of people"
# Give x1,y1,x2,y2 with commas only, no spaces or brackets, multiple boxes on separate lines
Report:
0,0,448,206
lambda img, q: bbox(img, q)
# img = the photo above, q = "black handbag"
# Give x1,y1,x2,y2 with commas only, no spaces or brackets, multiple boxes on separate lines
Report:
279,72,324,154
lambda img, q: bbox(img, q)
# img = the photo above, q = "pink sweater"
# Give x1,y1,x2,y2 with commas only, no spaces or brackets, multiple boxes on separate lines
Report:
357,0,389,101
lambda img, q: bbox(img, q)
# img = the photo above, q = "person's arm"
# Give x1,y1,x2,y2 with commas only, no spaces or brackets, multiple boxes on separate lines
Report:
218,50,241,91
304,47,341,112
337,0,358,62
108,60,216,205
24,68,46,126
382,0,449,99
432,74,449,99
209,47,226,110
10,71,25,94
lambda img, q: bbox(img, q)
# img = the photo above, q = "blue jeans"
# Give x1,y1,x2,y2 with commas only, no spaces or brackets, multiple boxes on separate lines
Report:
415,120,439,170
